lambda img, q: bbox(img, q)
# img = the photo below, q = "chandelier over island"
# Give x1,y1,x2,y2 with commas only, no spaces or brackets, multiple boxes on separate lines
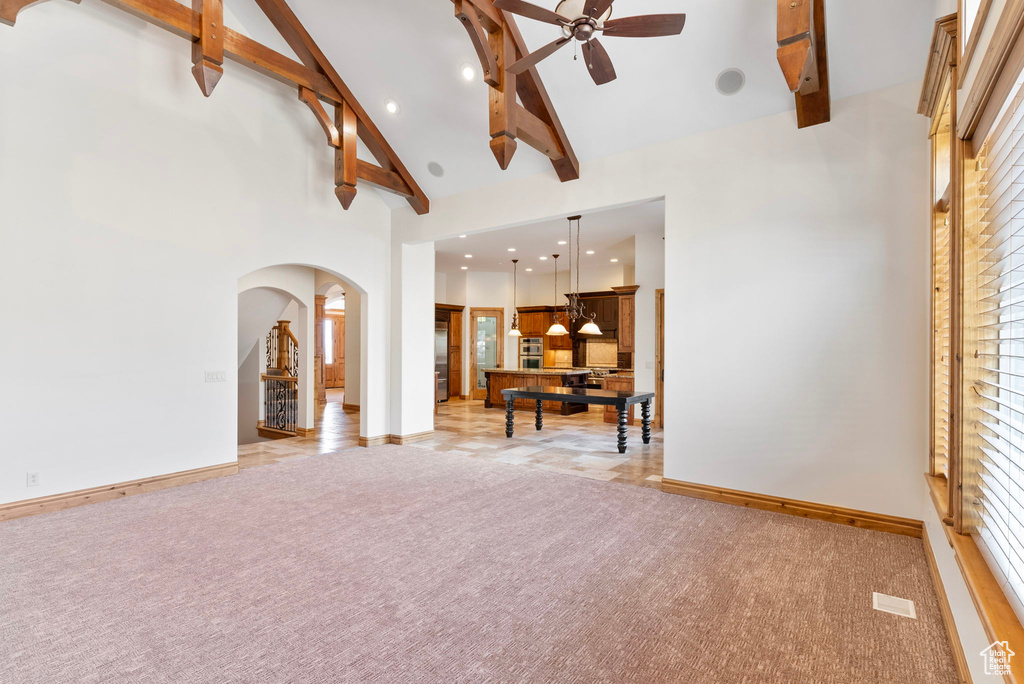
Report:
545,215,602,337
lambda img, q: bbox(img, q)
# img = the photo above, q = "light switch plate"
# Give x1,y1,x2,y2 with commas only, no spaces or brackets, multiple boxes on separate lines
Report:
205,371,227,383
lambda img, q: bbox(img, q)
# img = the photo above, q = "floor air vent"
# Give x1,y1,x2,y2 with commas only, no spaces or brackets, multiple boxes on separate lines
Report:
872,592,916,619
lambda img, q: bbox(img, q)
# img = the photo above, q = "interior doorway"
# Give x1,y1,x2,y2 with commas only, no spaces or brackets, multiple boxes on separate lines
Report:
469,307,504,401
325,311,345,389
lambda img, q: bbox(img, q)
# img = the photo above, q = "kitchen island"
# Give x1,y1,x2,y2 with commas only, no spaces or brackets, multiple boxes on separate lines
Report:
483,369,590,415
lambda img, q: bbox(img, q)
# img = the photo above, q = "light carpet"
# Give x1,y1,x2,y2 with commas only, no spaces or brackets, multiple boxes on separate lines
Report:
0,445,957,683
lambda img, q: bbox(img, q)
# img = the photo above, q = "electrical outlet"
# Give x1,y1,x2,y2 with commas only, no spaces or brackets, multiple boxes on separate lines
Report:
646,361,655,370
26,472,39,487
205,371,227,383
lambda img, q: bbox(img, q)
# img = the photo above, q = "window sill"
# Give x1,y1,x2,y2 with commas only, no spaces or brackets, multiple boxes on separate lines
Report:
926,475,1024,682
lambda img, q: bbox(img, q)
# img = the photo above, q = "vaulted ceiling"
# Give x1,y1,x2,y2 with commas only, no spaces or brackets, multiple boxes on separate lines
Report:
222,0,936,202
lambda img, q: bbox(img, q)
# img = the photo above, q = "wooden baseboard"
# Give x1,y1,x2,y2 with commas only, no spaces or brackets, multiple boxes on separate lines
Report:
388,431,434,445
357,432,436,447
660,478,923,538
0,462,238,523
257,426,296,439
342,403,360,412
459,395,469,401
922,525,973,683
295,427,315,437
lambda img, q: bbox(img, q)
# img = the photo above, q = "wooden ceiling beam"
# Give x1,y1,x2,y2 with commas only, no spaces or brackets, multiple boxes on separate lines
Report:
5,0,429,214
335,102,358,209
455,0,499,87
190,0,223,96
1,0,78,26
301,86,341,148
489,23,518,169
450,0,580,182
357,160,413,197
515,104,562,160
777,0,830,129
252,0,429,214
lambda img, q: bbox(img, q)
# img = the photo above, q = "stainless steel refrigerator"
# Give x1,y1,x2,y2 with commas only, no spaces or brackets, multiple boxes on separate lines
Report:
435,319,449,402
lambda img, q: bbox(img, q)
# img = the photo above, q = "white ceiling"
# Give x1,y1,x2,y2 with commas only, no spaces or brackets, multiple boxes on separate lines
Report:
225,0,936,202
435,199,664,272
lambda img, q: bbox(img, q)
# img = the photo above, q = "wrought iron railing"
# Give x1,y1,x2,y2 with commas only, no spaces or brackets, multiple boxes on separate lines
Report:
262,320,299,436
263,374,298,433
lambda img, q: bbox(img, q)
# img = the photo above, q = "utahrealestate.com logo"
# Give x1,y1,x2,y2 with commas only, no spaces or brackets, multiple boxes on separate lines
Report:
981,641,1015,676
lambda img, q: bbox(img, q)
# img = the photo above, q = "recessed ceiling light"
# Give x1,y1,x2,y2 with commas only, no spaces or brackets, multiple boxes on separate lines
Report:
427,161,445,177
458,234,467,238
586,250,595,255
384,99,400,115
610,258,619,262
539,256,548,260
465,254,473,258
507,247,516,252
525,268,533,271
557,241,567,245
461,266,468,270
460,63,476,81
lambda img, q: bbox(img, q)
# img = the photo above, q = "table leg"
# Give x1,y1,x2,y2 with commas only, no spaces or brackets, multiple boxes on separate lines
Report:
505,398,515,438
641,400,652,445
535,400,544,430
617,406,628,454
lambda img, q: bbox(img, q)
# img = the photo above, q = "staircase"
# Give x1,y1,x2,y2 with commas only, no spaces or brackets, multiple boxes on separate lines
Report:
258,320,299,439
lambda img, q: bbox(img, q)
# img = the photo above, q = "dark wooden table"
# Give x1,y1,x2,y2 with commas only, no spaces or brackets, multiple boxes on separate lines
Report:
501,386,655,454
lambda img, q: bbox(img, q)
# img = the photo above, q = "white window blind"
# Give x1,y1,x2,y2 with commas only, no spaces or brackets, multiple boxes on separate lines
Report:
933,209,951,479
969,80,1024,620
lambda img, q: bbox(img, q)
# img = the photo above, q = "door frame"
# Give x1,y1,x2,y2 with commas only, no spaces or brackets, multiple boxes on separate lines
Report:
469,307,504,401
655,289,664,428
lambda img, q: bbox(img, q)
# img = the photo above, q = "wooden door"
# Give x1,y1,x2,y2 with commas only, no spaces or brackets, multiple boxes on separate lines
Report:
655,289,664,428
325,312,345,389
449,310,463,399
469,308,504,401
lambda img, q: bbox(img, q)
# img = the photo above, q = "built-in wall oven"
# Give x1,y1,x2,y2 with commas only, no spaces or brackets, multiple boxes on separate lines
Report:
520,337,543,370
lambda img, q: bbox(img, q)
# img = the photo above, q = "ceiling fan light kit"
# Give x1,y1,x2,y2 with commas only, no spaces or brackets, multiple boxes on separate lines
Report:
493,0,686,85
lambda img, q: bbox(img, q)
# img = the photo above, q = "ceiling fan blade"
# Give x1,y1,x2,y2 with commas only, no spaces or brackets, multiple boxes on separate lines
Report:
507,36,571,74
583,0,614,19
583,39,616,85
602,14,686,38
493,0,566,26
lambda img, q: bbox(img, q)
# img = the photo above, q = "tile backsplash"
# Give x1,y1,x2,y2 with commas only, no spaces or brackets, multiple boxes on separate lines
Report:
584,339,619,367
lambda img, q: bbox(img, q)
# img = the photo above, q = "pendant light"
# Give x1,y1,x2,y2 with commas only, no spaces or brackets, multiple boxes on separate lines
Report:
545,254,569,336
508,259,522,337
565,215,602,335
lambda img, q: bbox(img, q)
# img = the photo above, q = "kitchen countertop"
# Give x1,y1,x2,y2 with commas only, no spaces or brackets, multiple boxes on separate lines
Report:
482,368,589,375
543,367,635,372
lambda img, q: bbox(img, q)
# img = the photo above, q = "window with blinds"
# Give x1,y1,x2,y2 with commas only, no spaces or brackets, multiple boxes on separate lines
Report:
966,79,1024,620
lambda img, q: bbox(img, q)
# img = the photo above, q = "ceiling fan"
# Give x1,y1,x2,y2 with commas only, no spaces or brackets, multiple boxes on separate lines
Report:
492,0,686,85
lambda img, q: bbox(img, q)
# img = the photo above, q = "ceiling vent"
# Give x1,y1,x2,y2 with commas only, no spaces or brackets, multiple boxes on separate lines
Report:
716,68,745,96
872,592,916,619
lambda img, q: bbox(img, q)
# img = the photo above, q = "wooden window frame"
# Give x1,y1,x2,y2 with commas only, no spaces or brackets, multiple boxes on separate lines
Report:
924,11,1024,680
960,0,995,87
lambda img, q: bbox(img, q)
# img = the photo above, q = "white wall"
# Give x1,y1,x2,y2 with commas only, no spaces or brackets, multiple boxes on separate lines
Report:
0,1,393,504
389,241,436,436
634,232,665,395
396,80,930,521
523,263,628,306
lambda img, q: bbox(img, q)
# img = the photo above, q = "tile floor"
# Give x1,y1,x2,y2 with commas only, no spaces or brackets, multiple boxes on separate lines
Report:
237,391,664,489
